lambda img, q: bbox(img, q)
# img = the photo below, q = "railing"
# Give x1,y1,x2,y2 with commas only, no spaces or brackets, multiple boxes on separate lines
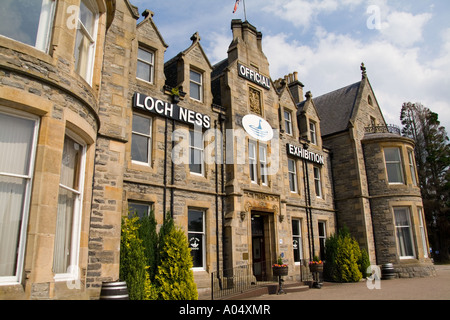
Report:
364,124,401,135
210,262,276,300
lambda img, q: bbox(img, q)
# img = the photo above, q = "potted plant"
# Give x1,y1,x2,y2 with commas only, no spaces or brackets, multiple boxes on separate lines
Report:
171,87,180,104
309,256,323,273
272,256,288,277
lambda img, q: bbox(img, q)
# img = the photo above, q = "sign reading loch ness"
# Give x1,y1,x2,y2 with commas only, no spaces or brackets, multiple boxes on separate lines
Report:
133,92,211,129
238,63,271,90
242,114,274,142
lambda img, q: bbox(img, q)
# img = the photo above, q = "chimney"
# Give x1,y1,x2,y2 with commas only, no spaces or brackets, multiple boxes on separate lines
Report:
287,72,304,105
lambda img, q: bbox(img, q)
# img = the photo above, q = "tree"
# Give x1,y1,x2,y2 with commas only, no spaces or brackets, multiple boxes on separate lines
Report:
119,215,151,300
154,219,198,300
400,102,450,261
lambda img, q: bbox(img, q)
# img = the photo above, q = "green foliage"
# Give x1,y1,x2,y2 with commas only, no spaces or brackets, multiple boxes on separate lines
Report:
324,228,364,283
154,223,198,300
138,211,158,280
119,215,148,300
120,213,197,300
359,248,371,278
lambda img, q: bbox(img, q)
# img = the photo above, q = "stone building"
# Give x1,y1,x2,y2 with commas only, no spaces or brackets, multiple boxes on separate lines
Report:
0,0,434,300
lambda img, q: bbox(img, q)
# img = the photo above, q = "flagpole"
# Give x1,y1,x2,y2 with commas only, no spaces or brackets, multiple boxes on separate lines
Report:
243,0,247,21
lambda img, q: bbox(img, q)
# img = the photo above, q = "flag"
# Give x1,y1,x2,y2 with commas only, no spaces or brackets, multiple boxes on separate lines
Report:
233,0,240,13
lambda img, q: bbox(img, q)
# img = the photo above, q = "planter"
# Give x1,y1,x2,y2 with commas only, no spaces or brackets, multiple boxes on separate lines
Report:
272,266,288,277
381,263,395,280
309,263,323,273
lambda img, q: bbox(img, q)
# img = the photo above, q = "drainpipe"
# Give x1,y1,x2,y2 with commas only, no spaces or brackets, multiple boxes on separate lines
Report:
170,119,175,217
163,117,168,220
214,120,222,289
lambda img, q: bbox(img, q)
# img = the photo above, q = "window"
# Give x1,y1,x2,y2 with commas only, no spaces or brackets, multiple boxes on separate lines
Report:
136,47,154,83
190,70,202,101
188,209,205,269
74,0,98,84
310,121,317,145
284,110,293,135
131,113,152,165
394,207,415,259
288,159,297,193
53,134,86,278
384,148,404,184
0,110,39,283
189,129,204,175
418,208,428,258
128,202,153,219
318,222,327,260
249,141,257,183
408,150,418,186
313,166,322,198
292,219,303,263
259,145,268,185
0,0,56,52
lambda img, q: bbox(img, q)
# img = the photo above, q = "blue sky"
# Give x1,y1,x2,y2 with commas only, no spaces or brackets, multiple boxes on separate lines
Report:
132,0,450,130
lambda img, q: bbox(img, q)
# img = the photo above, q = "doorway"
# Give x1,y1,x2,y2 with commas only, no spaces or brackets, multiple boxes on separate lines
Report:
251,212,275,281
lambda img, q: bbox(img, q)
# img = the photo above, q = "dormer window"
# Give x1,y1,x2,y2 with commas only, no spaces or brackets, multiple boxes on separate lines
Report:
190,69,203,101
310,121,317,145
137,47,154,83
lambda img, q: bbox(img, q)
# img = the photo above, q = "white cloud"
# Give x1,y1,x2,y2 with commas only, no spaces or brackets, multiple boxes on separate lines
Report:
379,11,432,47
262,27,450,130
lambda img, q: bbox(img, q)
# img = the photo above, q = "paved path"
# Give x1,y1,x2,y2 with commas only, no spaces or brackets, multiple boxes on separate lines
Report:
247,264,450,300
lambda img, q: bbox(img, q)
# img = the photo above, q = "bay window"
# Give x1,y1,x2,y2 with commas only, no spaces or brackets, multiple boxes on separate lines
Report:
0,109,39,283
394,207,415,259
0,0,56,52
384,147,405,184
53,134,86,279
74,0,98,84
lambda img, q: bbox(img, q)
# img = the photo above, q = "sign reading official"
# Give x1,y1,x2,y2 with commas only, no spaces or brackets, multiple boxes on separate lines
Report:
238,63,270,90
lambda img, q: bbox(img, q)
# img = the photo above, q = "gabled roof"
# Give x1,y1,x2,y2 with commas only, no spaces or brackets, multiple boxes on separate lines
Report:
304,81,362,137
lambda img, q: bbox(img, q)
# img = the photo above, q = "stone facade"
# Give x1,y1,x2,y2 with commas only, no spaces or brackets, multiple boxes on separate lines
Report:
0,0,434,300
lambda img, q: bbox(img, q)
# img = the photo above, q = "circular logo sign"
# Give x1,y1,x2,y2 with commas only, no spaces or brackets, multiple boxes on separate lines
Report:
242,115,274,142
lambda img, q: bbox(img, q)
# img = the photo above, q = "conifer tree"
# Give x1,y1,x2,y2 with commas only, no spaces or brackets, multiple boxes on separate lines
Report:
400,103,450,261
154,221,198,300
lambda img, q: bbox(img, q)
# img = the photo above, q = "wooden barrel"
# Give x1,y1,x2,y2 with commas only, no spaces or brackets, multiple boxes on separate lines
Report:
99,281,129,300
381,263,395,280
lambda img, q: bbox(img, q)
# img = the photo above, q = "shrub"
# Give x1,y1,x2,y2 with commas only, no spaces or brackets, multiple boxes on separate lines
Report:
154,223,198,300
359,248,371,278
138,211,158,281
324,228,363,283
119,216,148,300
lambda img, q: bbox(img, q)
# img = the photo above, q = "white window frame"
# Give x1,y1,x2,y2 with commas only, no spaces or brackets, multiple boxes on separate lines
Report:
0,0,56,53
188,209,206,271
313,166,322,198
318,221,327,260
384,147,405,184
131,113,152,166
189,129,204,176
309,121,317,145
292,219,303,264
259,144,268,186
0,107,39,285
190,69,203,102
128,201,153,219
288,158,298,193
53,131,86,282
407,149,418,186
418,208,428,258
249,140,257,183
284,110,293,135
394,207,416,259
74,0,99,85
136,47,155,84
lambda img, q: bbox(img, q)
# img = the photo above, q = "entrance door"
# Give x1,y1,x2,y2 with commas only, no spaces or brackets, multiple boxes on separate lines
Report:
251,215,266,281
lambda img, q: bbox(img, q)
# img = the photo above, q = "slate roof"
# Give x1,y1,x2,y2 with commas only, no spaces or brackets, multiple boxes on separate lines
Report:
301,81,362,137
